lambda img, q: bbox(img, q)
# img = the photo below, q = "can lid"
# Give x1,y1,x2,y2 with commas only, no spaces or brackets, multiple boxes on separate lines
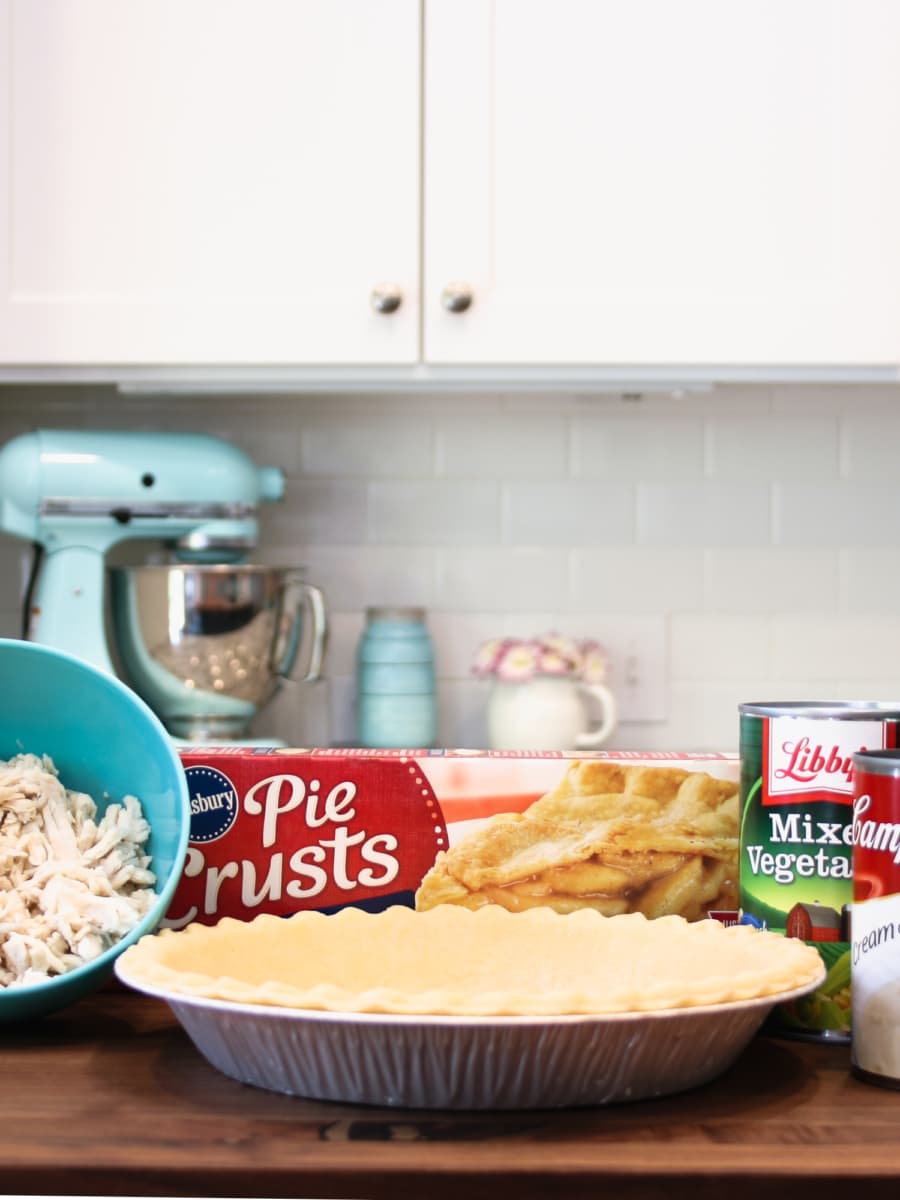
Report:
366,606,426,623
740,701,900,719
853,748,900,775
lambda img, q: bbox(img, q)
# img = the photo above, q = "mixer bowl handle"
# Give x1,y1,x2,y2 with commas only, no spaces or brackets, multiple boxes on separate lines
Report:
299,582,328,683
273,580,328,684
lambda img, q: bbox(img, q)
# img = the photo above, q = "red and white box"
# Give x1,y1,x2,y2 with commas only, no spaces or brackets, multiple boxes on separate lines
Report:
165,747,740,929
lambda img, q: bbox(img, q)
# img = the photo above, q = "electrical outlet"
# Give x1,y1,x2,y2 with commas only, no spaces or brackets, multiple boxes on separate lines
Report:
597,616,668,723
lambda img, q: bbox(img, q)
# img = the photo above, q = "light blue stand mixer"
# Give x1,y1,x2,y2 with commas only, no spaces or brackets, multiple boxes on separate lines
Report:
0,430,327,742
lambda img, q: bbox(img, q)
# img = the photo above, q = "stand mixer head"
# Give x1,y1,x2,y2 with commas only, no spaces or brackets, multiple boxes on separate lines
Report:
0,429,326,740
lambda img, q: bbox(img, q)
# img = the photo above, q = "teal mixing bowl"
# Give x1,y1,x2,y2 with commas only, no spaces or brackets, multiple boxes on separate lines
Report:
0,638,190,1021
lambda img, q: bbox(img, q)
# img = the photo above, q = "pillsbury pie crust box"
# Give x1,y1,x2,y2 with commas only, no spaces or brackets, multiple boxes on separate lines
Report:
163,747,741,930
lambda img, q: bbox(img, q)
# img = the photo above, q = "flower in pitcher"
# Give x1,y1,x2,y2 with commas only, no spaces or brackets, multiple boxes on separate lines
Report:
471,638,507,676
537,647,571,676
472,633,608,684
539,634,582,675
495,640,542,682
580,640,609,684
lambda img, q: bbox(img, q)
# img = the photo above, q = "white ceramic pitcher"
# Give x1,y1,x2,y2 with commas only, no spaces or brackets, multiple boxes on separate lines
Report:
486,675,618,751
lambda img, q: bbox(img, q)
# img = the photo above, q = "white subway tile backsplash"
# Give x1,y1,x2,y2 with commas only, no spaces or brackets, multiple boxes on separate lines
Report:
435,548,571,611
5,382,900,751
566,386,771,419
369,481,501,545
188,404,304,470
437,416,567,479
649,681,744,752
505,482,634,546
438,678,493,748
321,611,367,678
771,615,900,682
840,417,900,482
638,483,771,546
605,682,743,753
572,548,704,612
738,679,864,704
670,614,771,682
572,416,704,481
295,546,437,612
325,673,357,747
839,549,900,612
704,548,839,613
258,676,332,747
697,385,775,415
707,417,839,482
772,384,900,417
262,479,368,545
774,484,900,547
301,418,433,477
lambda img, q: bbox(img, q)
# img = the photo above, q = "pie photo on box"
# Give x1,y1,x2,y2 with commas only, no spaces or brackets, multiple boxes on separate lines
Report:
415,760,739,922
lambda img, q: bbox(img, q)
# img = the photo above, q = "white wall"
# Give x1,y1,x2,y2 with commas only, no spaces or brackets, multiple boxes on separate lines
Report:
3,381,900,753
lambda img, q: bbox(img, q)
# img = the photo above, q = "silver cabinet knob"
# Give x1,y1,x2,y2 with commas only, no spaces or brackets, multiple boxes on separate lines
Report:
441,283,474,313
370,283,403,314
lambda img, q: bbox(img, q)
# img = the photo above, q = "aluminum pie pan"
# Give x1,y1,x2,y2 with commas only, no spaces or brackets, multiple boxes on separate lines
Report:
115,965,821,1110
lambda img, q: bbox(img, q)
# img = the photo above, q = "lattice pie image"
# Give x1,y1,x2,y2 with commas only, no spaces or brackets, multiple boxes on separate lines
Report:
415,760,739,922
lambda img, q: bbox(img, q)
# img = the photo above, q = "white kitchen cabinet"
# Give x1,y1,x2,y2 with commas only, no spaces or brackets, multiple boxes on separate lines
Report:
0,0,420,365
424,0,900,367
2,0,900,374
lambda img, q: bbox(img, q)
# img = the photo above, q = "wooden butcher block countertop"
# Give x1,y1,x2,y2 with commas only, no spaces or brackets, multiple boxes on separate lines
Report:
1,989,900,1200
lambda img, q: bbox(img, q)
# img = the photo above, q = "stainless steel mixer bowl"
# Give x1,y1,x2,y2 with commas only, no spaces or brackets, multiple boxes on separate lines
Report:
109,564,327,740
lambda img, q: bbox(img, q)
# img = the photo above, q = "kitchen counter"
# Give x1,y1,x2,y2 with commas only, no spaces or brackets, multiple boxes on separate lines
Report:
3,988,900,1199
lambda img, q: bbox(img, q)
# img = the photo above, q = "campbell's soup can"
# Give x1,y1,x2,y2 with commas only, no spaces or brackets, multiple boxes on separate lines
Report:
739,702,900,1042
851,749,900,1088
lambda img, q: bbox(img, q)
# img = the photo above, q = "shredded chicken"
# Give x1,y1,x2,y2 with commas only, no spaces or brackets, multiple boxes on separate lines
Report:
0,753,156,988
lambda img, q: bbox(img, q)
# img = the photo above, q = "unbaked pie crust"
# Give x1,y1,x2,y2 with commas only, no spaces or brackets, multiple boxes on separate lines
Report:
118,905,824,1017
416,761,739,921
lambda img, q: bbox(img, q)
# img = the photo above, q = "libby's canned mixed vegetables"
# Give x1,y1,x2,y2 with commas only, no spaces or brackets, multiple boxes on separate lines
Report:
739,702,900,1042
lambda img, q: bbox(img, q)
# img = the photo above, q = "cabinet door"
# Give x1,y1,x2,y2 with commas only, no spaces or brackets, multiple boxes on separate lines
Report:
425,0,900,367
0,0,419,365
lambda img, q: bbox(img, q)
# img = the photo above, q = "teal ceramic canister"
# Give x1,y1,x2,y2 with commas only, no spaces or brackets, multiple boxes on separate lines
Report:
356,606,437,748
